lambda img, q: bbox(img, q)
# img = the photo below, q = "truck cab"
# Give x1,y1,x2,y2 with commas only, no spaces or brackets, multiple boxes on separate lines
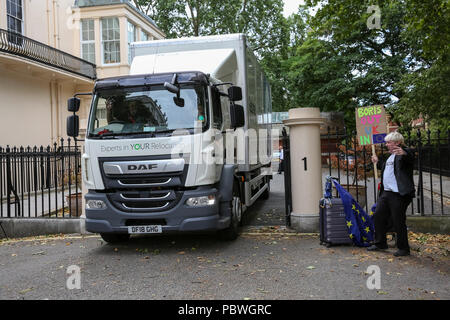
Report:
67,34,272,243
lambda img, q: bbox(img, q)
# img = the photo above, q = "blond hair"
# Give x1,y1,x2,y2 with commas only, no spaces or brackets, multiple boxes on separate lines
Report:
384,131,404,144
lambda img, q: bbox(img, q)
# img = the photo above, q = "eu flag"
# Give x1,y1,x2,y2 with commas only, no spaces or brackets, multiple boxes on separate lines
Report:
332,180,375,247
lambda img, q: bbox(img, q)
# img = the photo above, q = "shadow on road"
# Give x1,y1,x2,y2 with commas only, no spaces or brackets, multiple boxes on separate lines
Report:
241,173,286,227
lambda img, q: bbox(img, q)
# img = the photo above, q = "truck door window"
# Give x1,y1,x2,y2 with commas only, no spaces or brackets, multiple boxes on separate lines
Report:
211,87,223,129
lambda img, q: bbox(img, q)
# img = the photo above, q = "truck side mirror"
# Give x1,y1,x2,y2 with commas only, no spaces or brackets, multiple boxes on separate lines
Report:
228,86,242,101
230,104,245,128
67,115,79,137
68,97,80,112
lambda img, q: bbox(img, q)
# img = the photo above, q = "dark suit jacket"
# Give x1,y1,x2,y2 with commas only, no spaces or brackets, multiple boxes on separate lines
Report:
379,147,416,198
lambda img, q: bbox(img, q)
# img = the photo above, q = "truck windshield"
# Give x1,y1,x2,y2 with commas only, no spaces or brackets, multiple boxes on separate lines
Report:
87,84,208,137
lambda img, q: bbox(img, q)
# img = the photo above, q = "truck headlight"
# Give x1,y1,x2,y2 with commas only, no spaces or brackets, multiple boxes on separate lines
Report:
86,200,106,209
185,195,216,207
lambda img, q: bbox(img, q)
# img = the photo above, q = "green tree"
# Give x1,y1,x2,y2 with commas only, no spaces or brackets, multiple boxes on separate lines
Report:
394,0,450,131
287,0,449,130
286,37,357,123
310,0,412,102
132,0,286,57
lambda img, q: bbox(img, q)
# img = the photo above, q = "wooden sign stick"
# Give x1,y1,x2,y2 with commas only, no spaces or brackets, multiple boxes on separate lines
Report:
371,144,378,180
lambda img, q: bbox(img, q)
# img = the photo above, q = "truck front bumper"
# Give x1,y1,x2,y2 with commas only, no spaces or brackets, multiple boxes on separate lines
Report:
85,186,230,234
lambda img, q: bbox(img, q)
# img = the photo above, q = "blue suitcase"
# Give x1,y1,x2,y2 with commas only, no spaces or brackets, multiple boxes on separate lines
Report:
319,198,353,247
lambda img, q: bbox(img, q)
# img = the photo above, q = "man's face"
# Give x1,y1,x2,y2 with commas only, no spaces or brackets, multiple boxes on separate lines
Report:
385,140,401,153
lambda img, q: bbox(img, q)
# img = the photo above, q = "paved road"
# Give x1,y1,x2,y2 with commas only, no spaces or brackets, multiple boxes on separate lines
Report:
0,169,448,301
0,231,448,300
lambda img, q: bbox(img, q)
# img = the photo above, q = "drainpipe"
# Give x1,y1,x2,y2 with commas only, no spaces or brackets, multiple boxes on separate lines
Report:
46,0,51,45
49,81,54,144
52,0,59,49
56,81,61,142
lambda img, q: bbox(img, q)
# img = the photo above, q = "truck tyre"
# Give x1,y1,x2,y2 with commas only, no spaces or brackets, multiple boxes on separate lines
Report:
218,183,242,241
100,233,130,244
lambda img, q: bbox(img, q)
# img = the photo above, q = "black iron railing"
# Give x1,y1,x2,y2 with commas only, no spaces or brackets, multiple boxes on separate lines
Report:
321,128,450,216
282,128,292,227
1,139,82,218
0,28,96,80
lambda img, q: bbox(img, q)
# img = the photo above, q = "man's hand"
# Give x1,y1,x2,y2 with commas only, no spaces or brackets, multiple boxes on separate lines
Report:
392,146,406,156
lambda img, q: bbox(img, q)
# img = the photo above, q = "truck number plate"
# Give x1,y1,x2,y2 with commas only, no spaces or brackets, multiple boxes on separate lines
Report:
128,225,162,234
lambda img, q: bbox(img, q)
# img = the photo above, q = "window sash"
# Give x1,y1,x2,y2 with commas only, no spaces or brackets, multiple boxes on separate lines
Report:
80,19,95,64
6,0,23,34
81,19,95,41
101,17,120,64
140,30,148,41
127,21,137,64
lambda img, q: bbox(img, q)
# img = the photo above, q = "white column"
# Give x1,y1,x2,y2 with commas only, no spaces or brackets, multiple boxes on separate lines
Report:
283,108,323,232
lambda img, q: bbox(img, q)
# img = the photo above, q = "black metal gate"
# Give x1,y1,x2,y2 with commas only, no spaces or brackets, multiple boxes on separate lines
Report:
321,127,450,216
282,127,449,226
282,128,292,226
1,138,82,218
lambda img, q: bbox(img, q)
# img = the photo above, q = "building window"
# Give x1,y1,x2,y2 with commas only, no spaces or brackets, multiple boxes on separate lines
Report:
101,17,120,64
127,21,137,64
6,0,23,44
140,30,149,41
80,19,95,64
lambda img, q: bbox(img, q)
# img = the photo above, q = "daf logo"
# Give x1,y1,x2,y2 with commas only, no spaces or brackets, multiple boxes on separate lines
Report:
128,164,158,171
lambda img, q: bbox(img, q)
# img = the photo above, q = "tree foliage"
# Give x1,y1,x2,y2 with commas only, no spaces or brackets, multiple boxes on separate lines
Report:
292,0,449,130
131,0,449,130
132,0,287,57
395,0,450,130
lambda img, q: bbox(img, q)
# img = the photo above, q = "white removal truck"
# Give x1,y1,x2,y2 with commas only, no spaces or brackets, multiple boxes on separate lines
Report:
68,34,272,243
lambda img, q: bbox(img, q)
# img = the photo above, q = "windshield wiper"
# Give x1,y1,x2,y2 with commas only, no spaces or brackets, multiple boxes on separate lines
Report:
89,132,118,139
89,128,197,139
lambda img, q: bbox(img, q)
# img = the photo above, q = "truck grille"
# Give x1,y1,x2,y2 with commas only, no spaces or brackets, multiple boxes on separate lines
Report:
98,156,188,213
107,190,181,212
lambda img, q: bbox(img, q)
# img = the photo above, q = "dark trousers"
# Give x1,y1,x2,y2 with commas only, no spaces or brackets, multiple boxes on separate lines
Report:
278,160,284,173
374,191,411,250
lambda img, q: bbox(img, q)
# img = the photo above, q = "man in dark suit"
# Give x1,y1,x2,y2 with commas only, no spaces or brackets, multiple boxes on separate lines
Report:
368,132,415,257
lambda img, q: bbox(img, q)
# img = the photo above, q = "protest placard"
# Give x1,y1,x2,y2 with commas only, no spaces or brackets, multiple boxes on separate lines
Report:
355,105,388,180
355,105,388,146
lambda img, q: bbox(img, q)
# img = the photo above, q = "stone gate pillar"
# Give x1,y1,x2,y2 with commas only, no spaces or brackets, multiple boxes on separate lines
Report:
283,108,323,233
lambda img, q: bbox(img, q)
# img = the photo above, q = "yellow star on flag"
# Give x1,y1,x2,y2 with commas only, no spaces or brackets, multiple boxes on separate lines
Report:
352,204,356,210
365,227,370,234
349,234,354,239
346,221,353,228
363,236,367,241
362,216,366,222
369,210,374,216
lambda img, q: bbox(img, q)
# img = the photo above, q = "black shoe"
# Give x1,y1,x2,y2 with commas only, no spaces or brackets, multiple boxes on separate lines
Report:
367,244,388,251
393,249,410,257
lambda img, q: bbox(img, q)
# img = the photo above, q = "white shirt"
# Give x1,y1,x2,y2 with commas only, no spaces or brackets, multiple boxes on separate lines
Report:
280,149,284,160
383,154,399,193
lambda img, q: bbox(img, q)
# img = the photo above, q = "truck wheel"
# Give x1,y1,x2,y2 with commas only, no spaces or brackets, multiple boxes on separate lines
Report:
218,185,242,241
100,233,130,244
